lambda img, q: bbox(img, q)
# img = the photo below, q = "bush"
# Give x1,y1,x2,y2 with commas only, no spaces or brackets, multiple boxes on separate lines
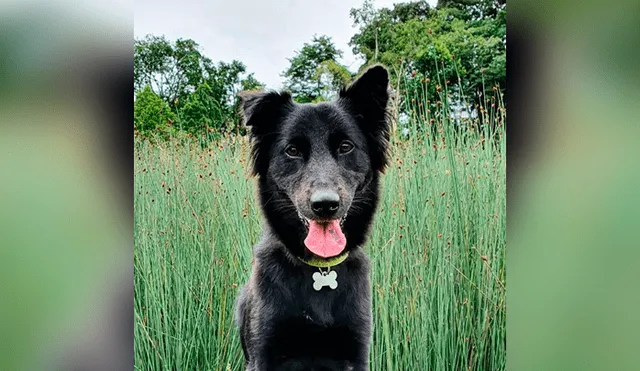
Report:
134,86,177,136
178,83,225,136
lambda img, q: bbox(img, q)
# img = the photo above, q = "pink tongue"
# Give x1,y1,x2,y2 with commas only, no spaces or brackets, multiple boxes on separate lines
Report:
304,220,347,258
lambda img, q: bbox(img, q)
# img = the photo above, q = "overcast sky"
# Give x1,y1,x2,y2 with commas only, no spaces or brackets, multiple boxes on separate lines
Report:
134,0,438,90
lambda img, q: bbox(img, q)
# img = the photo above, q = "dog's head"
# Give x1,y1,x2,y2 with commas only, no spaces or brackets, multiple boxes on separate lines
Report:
241,65,390,259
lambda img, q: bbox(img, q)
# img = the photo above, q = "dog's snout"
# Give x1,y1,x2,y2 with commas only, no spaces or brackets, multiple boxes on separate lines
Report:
310,191,340,218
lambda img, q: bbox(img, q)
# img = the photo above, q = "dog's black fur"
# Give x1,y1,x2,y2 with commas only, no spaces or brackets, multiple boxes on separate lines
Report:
235,65,391,371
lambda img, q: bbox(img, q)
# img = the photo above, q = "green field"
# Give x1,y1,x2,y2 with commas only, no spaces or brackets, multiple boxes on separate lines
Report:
134,89,506,370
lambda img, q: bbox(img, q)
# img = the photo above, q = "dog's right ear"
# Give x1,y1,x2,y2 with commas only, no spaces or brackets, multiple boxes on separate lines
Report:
239,90,294,175
240,90,293,130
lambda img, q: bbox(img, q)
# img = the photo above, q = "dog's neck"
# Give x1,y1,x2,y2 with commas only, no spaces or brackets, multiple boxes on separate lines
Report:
258,224,354,268
296,250,350,268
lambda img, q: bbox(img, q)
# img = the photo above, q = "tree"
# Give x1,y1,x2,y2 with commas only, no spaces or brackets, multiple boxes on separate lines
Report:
179,83,223,134
134,35,263,112
134,86,177,135
134,35,209,107
438,0,506,20
239,73,264,92
315,60,353,100
282,35,350,103
134,35,264,135
350,1,434,67
349,1,505,105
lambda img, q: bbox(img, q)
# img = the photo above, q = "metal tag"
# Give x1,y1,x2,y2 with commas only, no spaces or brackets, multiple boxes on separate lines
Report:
312,270,338,291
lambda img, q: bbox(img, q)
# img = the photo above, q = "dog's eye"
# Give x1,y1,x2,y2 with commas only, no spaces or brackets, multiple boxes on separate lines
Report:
339,141,354,154
285,145,301,157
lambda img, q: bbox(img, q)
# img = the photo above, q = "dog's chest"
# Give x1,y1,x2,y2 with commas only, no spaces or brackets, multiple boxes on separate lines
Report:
275,267,357,326
271,306,361,362
253,253,371,363
257,252,369,327
298,296,338,325
296,278,345,323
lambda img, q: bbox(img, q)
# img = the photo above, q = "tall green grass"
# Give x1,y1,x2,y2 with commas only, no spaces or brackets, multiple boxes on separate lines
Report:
134,85,506,370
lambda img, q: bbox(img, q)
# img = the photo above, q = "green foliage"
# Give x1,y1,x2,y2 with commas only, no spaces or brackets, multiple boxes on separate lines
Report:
438,0,506,20
178,83,223,135
206,60,246,107
349,0,506,103
314,60,354,101
134,35,264,139
134,35,207,106
239,73,264,92
350,0,433,67
134,86,177,136
282,35,350,103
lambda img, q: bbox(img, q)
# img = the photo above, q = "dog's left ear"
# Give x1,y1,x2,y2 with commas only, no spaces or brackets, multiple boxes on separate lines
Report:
338,65,391,172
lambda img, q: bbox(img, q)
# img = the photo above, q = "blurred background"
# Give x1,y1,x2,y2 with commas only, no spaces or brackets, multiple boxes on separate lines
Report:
0,0,638,369
508,0,640,369
0,0,132,369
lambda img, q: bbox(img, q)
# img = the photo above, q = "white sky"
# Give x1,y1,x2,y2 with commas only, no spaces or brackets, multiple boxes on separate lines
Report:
134,0,438,90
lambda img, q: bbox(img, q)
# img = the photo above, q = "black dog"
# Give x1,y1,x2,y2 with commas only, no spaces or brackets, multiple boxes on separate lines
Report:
235,65,391,371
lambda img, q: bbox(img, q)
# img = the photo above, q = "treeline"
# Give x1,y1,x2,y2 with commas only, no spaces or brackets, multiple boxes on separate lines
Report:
134,0,505,141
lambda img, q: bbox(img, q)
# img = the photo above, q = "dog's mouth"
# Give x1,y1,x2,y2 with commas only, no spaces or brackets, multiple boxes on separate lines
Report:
298,213,347,258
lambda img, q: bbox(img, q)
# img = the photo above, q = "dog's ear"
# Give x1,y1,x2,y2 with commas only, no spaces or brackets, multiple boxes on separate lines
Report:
239,90,294,175
338,65,391,172
240,90,293,129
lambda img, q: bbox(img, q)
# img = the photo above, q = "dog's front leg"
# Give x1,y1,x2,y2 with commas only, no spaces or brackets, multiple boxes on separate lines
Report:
349,352,369,371
348,331,372,371
244,350,271,371
352,361,369,371
244,359,264,371
243,325,275,371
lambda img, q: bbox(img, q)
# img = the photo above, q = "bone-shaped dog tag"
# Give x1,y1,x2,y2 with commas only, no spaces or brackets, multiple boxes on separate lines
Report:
312,270,338,291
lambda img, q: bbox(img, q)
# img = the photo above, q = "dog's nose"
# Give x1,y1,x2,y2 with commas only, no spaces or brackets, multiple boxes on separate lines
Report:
310,191,340,218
